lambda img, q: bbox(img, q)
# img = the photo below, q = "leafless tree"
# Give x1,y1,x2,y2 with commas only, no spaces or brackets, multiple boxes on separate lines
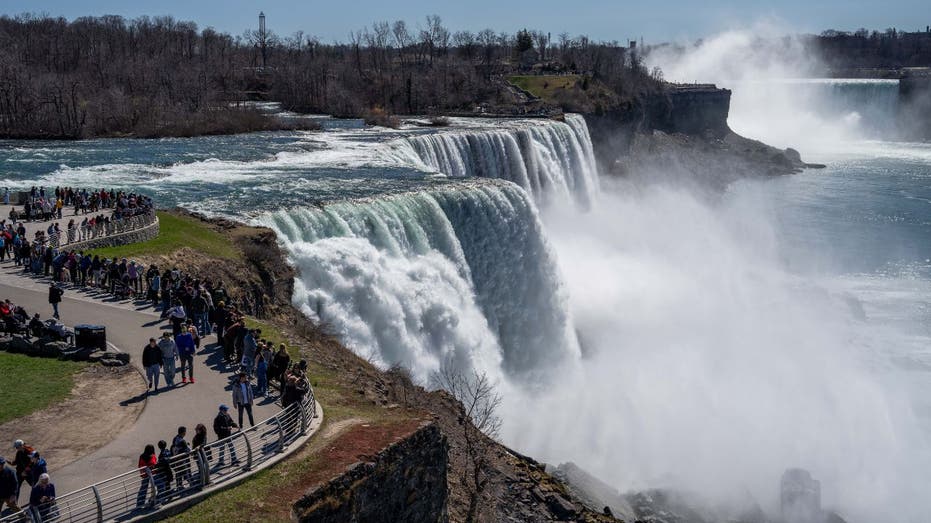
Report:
432,368,502,523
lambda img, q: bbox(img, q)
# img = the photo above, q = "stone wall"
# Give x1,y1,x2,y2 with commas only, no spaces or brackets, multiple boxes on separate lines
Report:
64,217,159,251
291,422,448,523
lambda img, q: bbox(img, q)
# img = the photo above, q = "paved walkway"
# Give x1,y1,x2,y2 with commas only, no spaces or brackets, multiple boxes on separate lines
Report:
2,204,97,244
0,263,279,497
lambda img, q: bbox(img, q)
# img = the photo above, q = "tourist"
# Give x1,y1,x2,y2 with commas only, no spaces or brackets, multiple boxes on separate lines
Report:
25,452,46,488
157,333,178,388
12,440,32,499
154,441,173,502
148,270,161,308
142,338,163,392
191,424,208,453
269,344,291,394
29,473,56,520
47,283,63,320
232,372,255,428
168,302,186,337
255,351,268,397
191,291,209,336
136,445,157,508
241,328,259,377
175,328,196,385
169,427,191,490
0,457,19,514
28,314,43,338
212,405,238,466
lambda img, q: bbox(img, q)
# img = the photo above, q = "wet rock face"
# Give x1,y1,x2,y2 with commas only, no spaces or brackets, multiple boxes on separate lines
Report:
291,423,448,523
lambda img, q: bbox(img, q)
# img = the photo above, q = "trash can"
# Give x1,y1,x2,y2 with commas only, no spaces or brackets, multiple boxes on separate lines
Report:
74,324,107,351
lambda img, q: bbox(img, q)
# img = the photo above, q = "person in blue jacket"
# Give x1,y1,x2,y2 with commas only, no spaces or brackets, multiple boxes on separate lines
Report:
175,329,196,384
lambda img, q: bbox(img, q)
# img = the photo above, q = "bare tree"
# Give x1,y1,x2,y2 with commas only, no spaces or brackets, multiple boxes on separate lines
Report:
432,368,502,523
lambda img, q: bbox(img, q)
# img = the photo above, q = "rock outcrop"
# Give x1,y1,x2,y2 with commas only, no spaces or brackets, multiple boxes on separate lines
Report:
291,422,449,523
582,83,821,183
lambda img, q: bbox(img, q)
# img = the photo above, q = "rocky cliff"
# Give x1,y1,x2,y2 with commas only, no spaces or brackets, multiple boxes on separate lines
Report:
582,83,820,183
291,422,449,523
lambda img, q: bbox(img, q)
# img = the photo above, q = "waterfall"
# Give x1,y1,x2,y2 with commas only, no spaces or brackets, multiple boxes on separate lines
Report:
388,114,599,208
258,180,578,383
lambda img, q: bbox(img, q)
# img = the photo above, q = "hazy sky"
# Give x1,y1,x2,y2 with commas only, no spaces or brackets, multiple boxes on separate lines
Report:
3,0,929,44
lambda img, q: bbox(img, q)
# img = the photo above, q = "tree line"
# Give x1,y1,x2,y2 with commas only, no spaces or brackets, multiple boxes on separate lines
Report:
0,13,658,139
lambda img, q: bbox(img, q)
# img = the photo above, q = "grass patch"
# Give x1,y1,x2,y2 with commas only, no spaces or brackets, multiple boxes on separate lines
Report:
0,353,85,424
508,75,580,101
89,211,240,261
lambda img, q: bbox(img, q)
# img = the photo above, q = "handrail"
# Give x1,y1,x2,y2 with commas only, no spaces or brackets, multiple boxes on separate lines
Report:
0,388,316,523
46,211,158,249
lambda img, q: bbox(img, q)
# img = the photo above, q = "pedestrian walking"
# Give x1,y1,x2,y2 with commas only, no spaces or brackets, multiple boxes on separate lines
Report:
47,283,63,320
142,338,162,392
157,332,178,387
175,329,196,384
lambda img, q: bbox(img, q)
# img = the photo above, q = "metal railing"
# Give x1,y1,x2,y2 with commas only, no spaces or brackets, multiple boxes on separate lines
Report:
0,389,316,523
48,212,157,249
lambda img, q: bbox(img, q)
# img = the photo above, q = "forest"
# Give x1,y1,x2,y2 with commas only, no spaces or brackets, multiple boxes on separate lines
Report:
0,13,659,139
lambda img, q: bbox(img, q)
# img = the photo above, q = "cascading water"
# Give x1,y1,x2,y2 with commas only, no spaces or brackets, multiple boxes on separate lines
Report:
258,180,578,383
387,114,600,208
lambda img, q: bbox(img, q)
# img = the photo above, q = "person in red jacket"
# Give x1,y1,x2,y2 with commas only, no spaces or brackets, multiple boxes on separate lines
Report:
136,444,157,508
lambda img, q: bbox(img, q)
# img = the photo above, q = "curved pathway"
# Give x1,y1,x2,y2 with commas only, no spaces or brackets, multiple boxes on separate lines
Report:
0,264,279,497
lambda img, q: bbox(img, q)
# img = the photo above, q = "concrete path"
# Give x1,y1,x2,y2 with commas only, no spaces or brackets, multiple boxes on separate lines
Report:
2,204,95,244
0,263,279,497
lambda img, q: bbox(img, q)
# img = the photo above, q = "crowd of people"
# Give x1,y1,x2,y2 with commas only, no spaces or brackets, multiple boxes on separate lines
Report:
2,186,154,250
0,191,319,519
0,441,54,520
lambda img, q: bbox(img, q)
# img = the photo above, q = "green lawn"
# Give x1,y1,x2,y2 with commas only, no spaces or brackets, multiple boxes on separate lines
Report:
508,75,580,100
0,353,85,424
89,211,240,260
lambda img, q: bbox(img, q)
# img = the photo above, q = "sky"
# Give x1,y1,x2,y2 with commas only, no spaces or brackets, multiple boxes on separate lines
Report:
2,0,929,44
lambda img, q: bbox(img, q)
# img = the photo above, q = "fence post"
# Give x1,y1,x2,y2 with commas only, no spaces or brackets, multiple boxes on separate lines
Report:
298,400,307,436
274,412,286,453
196,447,211,486
241,430,253,471
91,485,104,523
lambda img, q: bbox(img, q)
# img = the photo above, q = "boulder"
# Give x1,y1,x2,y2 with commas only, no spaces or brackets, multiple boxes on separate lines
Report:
87,350,107,362
8,335,32,354
101,351,131,364
60,346,95,361
0,336,12,351
100,358,126,367
34,341,70,358
545,493,578,520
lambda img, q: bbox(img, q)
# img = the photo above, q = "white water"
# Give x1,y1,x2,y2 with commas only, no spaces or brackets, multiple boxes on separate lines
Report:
386,114,600,208
253,87,929,520
645,27,902,151
259,181,578,384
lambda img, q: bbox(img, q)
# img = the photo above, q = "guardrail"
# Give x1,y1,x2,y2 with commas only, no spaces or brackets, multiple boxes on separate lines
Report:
0,389,316,523
48,212,157,249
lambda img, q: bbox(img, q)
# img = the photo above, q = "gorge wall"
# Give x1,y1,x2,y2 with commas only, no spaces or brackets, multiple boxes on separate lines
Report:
582,84,816,181
291,422,448,523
